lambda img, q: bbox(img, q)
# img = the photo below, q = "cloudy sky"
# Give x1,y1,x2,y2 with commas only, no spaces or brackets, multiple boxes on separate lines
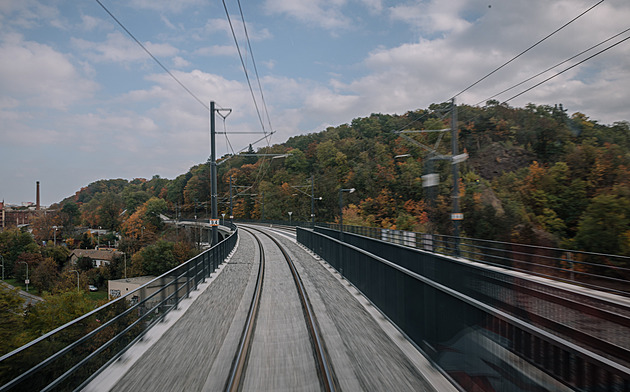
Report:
1,0,629,205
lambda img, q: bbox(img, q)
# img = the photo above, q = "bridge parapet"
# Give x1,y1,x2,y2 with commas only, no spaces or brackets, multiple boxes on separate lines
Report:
0,224,238,392
298,227,630,391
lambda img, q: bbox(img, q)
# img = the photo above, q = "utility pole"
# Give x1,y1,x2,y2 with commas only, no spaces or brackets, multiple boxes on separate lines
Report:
451,98,461,256
210,101,219,246
262,191,265,221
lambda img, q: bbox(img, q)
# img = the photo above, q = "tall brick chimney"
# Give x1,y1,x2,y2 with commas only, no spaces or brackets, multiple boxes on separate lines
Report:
36,181,40,210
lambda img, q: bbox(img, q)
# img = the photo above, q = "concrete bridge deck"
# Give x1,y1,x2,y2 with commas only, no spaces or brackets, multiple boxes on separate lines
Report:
88,226,453,391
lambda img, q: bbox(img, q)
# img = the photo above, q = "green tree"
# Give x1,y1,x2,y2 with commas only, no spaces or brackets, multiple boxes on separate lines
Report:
103,254,126,280
137,241,178,276
31,257,60,294
77,256,94,272
0,228,39,277
60,202,80,233
41,245,70,270
98,193,123,231
144,197,167,230
574,188,630,256
122,188,151,213
24,290,95,338
0,286,28,355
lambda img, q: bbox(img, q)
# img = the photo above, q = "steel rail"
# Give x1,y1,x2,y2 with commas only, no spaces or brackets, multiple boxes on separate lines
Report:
245,226,337,392
475,273,630,365
225,227,265,392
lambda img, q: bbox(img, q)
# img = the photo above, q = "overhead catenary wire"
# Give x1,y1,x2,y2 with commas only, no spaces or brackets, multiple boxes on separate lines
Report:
220,0,278,199
222,0,267,135
395,0,609,136
475,27,630,106
451,0,604,99
236,0,274,136
93,0,215,112
502,33,630,104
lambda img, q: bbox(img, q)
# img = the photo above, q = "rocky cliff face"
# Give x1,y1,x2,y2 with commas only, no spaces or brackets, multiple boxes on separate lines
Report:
469,142,536,180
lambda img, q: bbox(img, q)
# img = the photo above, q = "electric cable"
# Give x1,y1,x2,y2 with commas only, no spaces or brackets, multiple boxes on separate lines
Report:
222,0,267,134
475,27,630,106
237,0,274,136
451,0,604,99
221,0,276,198
93,0,215,112
502,33,630,103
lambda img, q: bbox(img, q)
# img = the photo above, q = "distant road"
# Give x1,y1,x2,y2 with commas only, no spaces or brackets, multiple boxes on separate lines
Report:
0,281,44,306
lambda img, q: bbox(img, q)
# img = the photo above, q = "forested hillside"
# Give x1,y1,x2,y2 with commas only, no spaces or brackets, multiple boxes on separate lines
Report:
55,102,630,256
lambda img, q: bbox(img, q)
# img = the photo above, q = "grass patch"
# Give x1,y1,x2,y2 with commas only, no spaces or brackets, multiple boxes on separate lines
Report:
87,289,108,302
3,278,30,292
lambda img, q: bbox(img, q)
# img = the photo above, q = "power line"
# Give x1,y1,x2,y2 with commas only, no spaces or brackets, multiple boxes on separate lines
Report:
237,0,274,136
451,0,604,99
223,0,279,196
502,33,630,103
222,0,267,134
390,2,604,135
93,0,211,112
475,27,630,106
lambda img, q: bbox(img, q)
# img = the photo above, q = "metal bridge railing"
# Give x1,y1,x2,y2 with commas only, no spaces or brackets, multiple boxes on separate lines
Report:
318,223,630,297
297,227,630,391
0,224,238,392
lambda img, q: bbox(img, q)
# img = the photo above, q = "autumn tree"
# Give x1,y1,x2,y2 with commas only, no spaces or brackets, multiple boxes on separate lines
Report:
31,257,60,294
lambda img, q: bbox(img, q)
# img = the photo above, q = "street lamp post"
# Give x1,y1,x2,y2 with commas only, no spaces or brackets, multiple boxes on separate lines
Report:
338,188,355,278
19,261,29,292
288,211,293,225
70,269,79,291
53,226,58,246
1,255,4,281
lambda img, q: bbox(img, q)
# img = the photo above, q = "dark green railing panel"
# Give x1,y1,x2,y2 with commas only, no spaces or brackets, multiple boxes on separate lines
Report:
297,227,630,392
0,224,238,392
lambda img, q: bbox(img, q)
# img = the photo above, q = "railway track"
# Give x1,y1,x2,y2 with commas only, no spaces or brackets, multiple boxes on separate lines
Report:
473,271,630,367
225,226,337,391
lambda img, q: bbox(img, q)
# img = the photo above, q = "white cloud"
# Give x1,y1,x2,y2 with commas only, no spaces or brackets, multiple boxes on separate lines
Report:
172,56,190,68
360,0,383,14
201,18,272,42
0,33,98,110
63,112,160,153
128,0,204,14
79,14,108,32
71,32,179,64
263,0,352,30
389,0,473,35
263,59,276,70
194,45,237,57
0,0,61,30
